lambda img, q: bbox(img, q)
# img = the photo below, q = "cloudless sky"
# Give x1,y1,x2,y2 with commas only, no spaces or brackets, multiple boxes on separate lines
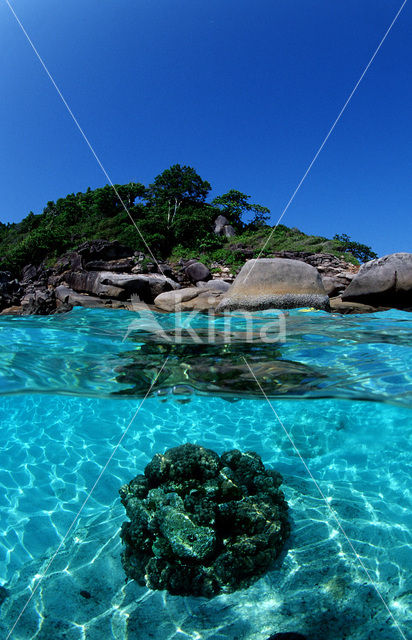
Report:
0,0,411,256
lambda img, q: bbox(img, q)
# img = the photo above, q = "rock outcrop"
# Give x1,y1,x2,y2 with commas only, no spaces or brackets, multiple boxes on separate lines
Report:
214,215,236,238
154,285,226,312
20,288,57,315
76,239,134,262
271,252,357,298
64,270,179,303
55,285,117,309
0,240,185,314
341,252,412,309
217,258,330,311
3,238,408,316
119,444,290,597
329,297,389,315
222,224,236,237
0,272,19,309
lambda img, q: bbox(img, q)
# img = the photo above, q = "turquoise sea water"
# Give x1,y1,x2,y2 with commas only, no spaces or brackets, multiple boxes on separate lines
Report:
0,308,411,639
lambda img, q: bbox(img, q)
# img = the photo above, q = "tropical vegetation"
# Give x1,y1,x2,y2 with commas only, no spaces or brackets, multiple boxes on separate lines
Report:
0,164,377,275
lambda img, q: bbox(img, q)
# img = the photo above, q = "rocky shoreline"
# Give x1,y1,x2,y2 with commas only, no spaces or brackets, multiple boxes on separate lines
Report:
0,239,410,316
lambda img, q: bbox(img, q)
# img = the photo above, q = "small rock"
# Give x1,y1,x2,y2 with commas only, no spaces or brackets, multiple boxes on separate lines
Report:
185,261,211,283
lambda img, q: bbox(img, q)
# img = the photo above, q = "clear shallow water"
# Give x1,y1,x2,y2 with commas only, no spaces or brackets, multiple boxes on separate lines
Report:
0,308,411,639
0,307,411,405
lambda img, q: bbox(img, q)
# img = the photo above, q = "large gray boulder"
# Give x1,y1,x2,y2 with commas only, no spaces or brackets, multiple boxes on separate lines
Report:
65,271,179,303
217,258,330,311
341,253,412,308
55,285,131,309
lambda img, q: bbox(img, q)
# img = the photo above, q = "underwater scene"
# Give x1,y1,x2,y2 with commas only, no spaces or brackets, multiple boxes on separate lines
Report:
0,307,411,640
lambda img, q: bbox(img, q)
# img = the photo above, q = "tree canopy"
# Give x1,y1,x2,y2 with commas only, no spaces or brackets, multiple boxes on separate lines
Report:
0,166,224,272
333,234,377,263
212,189,270,229
148,164,211,206
0,164,376,275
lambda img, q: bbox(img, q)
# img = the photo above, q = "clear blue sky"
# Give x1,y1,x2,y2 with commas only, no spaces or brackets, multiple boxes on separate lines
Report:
0,0,411,256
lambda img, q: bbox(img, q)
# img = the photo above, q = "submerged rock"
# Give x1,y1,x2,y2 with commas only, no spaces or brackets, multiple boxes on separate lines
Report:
115,341,325,398
120,444,290,597
0,585,9,605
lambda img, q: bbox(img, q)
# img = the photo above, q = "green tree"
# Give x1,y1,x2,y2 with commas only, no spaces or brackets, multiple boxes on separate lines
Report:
333,234,378,263
212,189,270,229
172,204,219,248
139,165,214,251
90,182,146,219
19,211,44,234
148,164,211,228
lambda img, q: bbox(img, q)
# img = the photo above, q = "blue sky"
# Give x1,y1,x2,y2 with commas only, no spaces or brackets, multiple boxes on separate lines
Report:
0,0,411,256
